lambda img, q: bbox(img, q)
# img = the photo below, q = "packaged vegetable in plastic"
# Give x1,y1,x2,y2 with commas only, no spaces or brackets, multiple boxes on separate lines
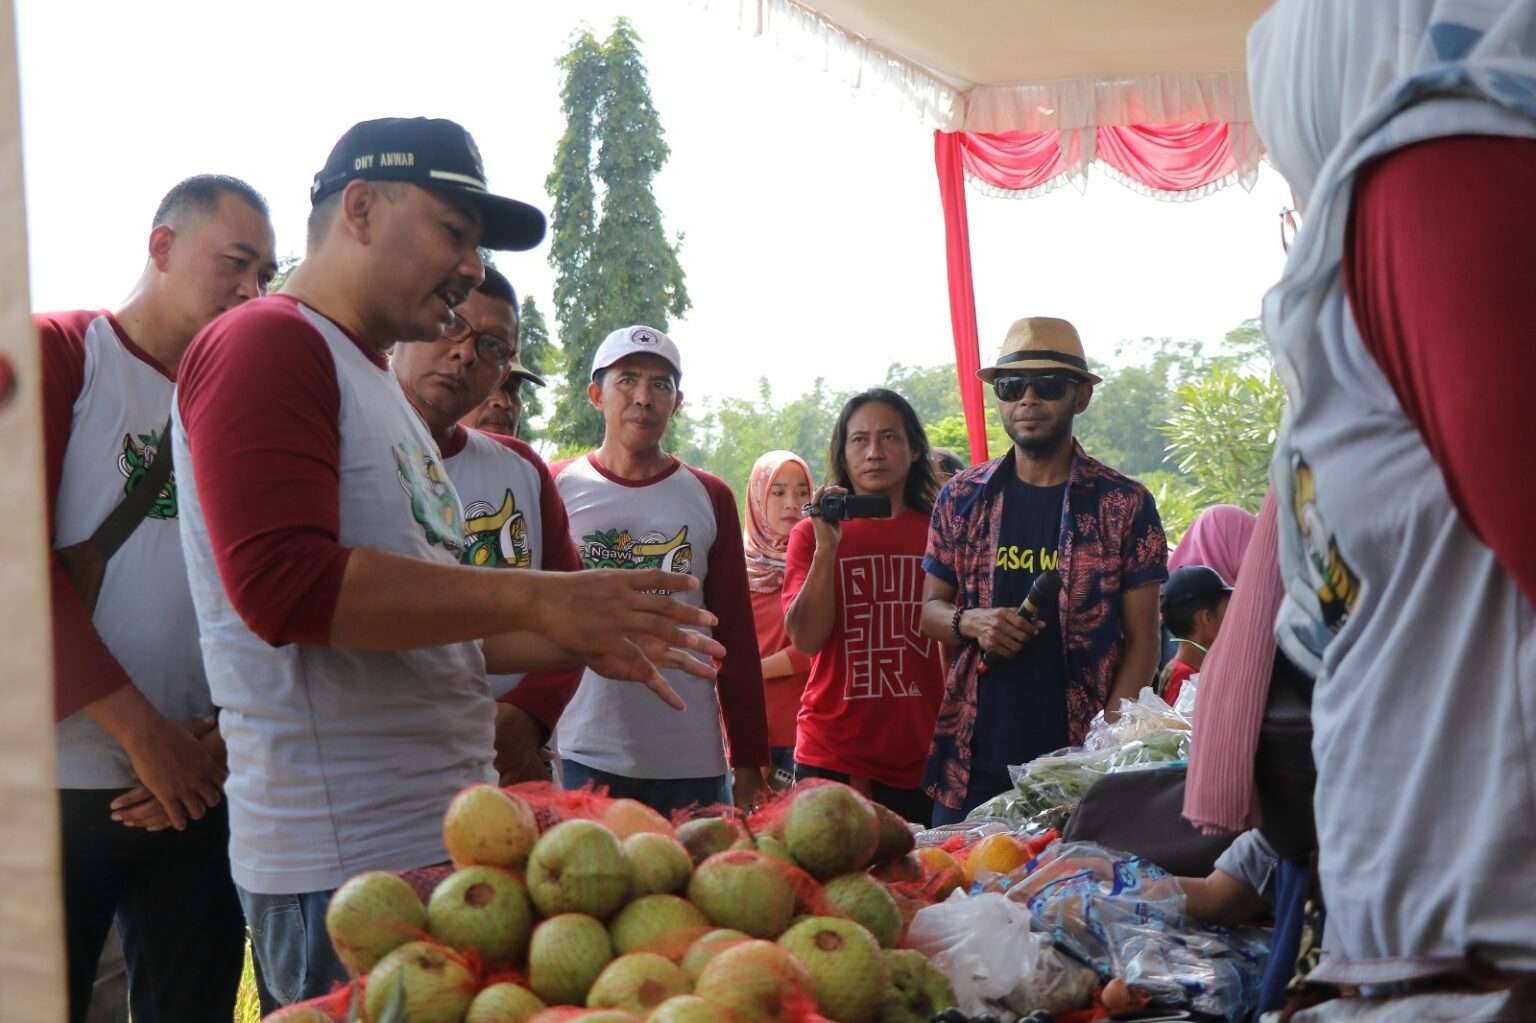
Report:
905,892,1099,1018
1003,841,1189,978
1107,922,1271,1022
1083,687,1190,751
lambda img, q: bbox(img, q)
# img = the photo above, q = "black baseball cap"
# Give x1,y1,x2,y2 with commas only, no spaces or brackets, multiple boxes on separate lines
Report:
310,117,546,252
1160,565,1233,611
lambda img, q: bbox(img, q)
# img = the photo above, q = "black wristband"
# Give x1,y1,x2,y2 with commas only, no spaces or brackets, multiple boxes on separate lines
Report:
951,605,966,642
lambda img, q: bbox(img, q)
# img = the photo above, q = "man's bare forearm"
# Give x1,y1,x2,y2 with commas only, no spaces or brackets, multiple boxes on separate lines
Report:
327,548,556,650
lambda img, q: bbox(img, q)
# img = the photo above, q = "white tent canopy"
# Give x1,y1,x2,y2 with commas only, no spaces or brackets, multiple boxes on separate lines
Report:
714,0,1273,131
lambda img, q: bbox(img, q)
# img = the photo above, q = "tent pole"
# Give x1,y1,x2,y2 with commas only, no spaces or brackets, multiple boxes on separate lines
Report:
0,0,69,1017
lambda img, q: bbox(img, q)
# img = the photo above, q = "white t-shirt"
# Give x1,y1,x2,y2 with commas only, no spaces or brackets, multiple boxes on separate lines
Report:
552,454,769,779
175,296,494,895
43,311,212,788
442,425,580,698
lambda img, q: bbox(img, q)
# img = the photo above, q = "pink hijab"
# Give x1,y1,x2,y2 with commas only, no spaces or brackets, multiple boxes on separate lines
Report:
1183,490,1284,834
744,451,813,594
1169,504,1257,584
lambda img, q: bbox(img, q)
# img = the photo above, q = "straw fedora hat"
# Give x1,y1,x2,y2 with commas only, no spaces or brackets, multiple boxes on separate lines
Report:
977,317,1102,384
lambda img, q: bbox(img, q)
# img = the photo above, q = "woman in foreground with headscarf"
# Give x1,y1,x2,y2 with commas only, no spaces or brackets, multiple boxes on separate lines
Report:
1245,0,1536,1015
742,451,815,789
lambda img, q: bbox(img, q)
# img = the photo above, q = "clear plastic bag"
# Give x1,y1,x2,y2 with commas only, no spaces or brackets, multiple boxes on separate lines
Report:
905,892,1099,1018
1084,687,1191,751
967,732,1191,824
1172,674,1200,719
1003,841,1189,978
1108,922,1271,1022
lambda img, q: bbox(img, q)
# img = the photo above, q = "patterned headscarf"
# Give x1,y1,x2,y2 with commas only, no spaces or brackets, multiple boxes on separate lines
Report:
743,451,813,594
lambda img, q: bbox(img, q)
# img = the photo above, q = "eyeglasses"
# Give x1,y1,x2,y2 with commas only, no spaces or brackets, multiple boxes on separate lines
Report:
993,372,1077,403
442,310,513,368
1279,206,1299,254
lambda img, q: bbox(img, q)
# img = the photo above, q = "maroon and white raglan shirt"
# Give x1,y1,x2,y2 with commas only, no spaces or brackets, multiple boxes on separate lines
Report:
40,310,212,787
552,454,769,778
440,424,582,722
174,294,494,895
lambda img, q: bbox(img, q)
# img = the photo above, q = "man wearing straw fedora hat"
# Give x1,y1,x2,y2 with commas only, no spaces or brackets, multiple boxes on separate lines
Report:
919,317,1168,823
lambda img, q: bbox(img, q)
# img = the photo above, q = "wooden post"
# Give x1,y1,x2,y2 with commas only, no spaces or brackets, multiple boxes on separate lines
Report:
0,0,68,1017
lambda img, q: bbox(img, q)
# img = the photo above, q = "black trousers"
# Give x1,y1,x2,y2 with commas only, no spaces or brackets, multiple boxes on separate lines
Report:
59,789,244,1023
793,761,933,825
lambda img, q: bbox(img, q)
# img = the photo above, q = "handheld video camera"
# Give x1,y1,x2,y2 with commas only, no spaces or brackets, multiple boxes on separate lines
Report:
802,492,892,524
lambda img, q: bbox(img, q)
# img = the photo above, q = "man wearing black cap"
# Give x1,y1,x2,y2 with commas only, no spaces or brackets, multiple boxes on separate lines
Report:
172,118,725,1009
1157,565,1232,705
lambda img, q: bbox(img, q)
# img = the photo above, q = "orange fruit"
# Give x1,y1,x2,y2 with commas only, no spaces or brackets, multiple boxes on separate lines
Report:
915,847,964,899
963,833,1030,884
603,798,676,839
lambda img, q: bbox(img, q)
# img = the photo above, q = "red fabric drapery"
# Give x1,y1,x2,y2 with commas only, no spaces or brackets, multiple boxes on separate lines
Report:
935,123,1246,464
958,129,1076,193
934,131,990,465
1096,122,1239,193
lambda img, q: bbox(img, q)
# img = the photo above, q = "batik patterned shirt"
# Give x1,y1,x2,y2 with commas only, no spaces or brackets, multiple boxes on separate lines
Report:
922,443,1167,810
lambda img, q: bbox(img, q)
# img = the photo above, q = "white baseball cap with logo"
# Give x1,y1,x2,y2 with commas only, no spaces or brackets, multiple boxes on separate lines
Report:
590,325,683,382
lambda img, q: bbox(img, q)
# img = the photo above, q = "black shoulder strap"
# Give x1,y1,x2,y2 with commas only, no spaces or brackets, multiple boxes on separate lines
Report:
90,415,174,559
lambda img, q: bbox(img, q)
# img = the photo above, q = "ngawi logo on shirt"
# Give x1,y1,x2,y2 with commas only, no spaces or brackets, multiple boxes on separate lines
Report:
580,526,692,576
462,490,531,569
117,429,177,520
392,443,465,556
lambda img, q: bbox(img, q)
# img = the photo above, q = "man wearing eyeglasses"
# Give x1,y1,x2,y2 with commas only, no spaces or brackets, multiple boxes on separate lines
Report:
919,317,1167,823
390,266,582,786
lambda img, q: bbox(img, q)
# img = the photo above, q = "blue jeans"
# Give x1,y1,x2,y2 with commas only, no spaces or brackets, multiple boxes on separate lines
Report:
560,760,729,817
236,885,348,1015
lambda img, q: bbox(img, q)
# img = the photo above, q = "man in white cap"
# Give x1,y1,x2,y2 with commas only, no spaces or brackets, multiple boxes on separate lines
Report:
553,326,771,814
919,317,1167,824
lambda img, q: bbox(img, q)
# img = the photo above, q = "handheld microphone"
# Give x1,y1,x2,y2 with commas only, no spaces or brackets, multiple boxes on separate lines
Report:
977,569,1062,673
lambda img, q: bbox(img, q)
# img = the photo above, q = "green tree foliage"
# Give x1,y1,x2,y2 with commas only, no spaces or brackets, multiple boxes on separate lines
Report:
545,20,689,449
883,362,964,424
1073,337,1204,477
925,413,1009,462
515,296,552,438
266,255,300,293
1160,366,1285,515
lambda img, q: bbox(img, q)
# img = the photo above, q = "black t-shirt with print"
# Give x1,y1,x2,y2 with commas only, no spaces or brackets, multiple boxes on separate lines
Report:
971,464,1071,787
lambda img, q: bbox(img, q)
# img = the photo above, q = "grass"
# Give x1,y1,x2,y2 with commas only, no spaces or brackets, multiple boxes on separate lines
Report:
234,940,262,1022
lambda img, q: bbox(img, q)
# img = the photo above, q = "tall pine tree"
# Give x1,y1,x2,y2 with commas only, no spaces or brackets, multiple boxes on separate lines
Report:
515,295,551,438
546,20,690,450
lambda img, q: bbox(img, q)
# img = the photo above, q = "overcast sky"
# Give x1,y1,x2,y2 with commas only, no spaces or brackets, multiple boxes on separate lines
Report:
16,0,1289,409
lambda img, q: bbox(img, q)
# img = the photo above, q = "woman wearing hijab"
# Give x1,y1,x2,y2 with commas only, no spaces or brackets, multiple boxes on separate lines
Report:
743,451,815,788
1168,504,1257,585
1246,0,1536,1010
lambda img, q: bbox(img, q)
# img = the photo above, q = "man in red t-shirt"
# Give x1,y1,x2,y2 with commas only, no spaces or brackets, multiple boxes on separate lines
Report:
390,266,583,784
783,388,945,823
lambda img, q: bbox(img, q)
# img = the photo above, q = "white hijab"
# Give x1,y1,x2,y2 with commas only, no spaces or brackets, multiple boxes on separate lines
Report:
1250,0,1536,669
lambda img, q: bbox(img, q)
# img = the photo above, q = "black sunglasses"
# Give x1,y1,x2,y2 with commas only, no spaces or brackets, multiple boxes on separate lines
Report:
993,372,1078,403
